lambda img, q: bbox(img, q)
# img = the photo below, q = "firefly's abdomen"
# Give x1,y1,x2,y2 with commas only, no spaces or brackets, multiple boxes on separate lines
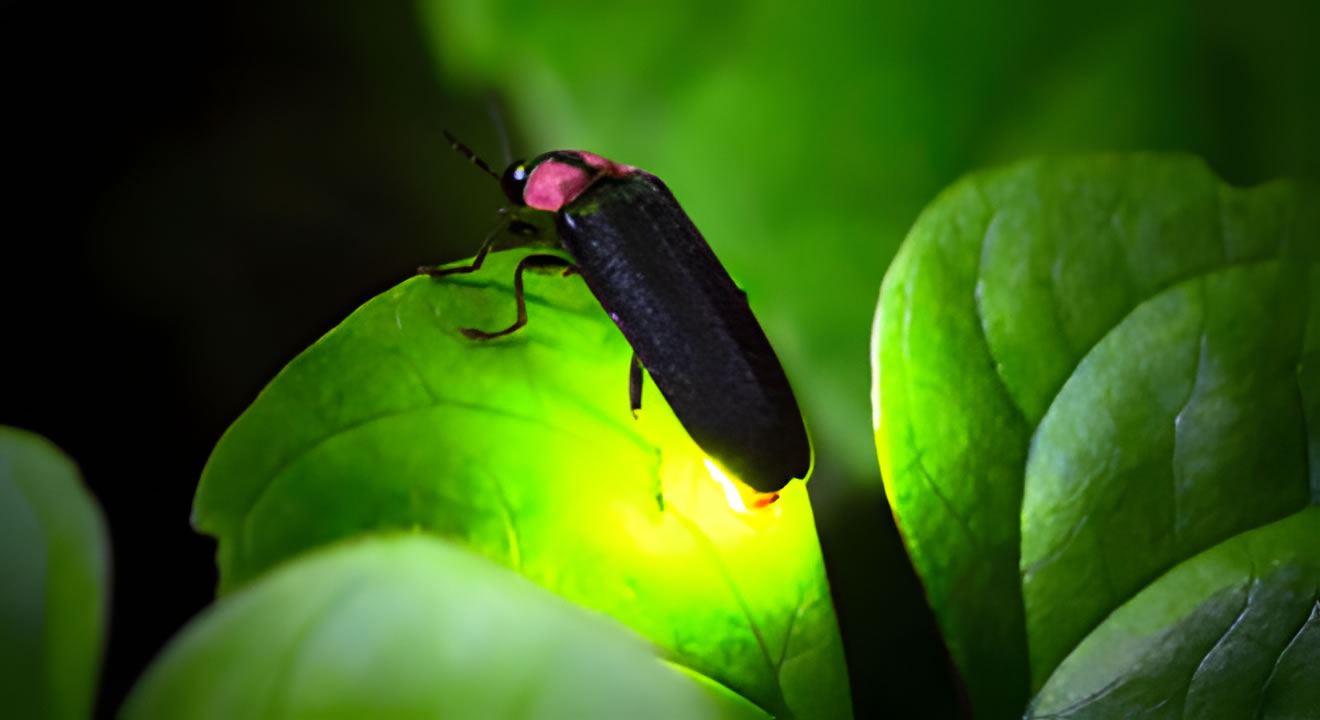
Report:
554,171,810,493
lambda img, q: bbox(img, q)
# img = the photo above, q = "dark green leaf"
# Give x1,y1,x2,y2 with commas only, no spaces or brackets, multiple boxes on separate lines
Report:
1026,508,1318,718
872,154,1319,718
0,426,109,720
122,534,765,719
195,250,850,719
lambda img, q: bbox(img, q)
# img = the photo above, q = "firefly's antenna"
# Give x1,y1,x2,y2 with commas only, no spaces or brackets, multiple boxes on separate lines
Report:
486,97,514,168
443,129,500,182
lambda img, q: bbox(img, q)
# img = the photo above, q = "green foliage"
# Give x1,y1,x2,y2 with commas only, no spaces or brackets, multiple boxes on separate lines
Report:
122,534,762,720
873,154,1319,717
1027,508,1319,719
0,427,109,720
193,251,851,719
420,0,1320,482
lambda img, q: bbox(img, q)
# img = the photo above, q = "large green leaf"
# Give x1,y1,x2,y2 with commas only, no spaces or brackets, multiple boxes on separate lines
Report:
872,154,1319,718
0,427,110,720
122,533,762,719
194,250,850,719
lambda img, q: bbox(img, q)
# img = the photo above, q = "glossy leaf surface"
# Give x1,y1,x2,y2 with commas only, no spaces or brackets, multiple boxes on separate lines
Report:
872,155,1319,718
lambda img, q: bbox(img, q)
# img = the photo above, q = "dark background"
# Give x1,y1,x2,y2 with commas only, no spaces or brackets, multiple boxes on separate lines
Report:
3,3,567,717
6,1,1318,717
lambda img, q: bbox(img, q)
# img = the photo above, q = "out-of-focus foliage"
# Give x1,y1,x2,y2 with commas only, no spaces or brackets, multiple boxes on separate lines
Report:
419,0,1320,484
0,427,110,720
193,250,851,719
873,154,1319,718
123,534,761,720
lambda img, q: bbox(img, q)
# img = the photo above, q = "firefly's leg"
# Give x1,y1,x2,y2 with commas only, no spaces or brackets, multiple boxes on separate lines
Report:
419,222,502,278
629,353,644,418
628,353,664,511
419,217,541,278
460,254,576,340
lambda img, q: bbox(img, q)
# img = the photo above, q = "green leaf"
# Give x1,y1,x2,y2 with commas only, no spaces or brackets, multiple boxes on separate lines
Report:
194,250,850,719
122,533,766,719
1026,507,1319,719
872,154,1319,718
0,426,110,720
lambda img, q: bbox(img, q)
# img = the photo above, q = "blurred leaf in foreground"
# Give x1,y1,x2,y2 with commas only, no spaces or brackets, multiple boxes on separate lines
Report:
195,250,850,719
122,533,762,719
0,426,110,720
872,154,1319,718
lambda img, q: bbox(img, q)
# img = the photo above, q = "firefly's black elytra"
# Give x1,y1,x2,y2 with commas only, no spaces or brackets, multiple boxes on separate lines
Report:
427,137,810,495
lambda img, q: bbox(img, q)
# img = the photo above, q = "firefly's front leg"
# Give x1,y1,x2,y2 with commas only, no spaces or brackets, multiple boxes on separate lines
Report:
459,253,577,340
419,215,544,278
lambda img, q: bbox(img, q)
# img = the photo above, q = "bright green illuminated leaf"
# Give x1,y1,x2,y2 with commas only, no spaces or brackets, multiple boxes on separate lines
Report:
0,426,110,720
122,534,764,720
872,154,1319,718
195,250,850,719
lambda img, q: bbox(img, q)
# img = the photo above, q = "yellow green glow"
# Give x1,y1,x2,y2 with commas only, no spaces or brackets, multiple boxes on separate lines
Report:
193,249,847,717
703,458,749,513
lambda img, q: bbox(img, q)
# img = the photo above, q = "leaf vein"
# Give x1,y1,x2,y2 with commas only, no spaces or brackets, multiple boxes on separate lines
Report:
970,183,1031,428
777,593,808,675
1252,593,1319,719
1171,291,1208,548
1181,576,1255,719
668,506,790,718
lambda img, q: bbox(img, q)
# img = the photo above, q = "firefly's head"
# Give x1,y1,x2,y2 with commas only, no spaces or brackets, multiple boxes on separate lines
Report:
499,160,531,207
500,151,637,213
